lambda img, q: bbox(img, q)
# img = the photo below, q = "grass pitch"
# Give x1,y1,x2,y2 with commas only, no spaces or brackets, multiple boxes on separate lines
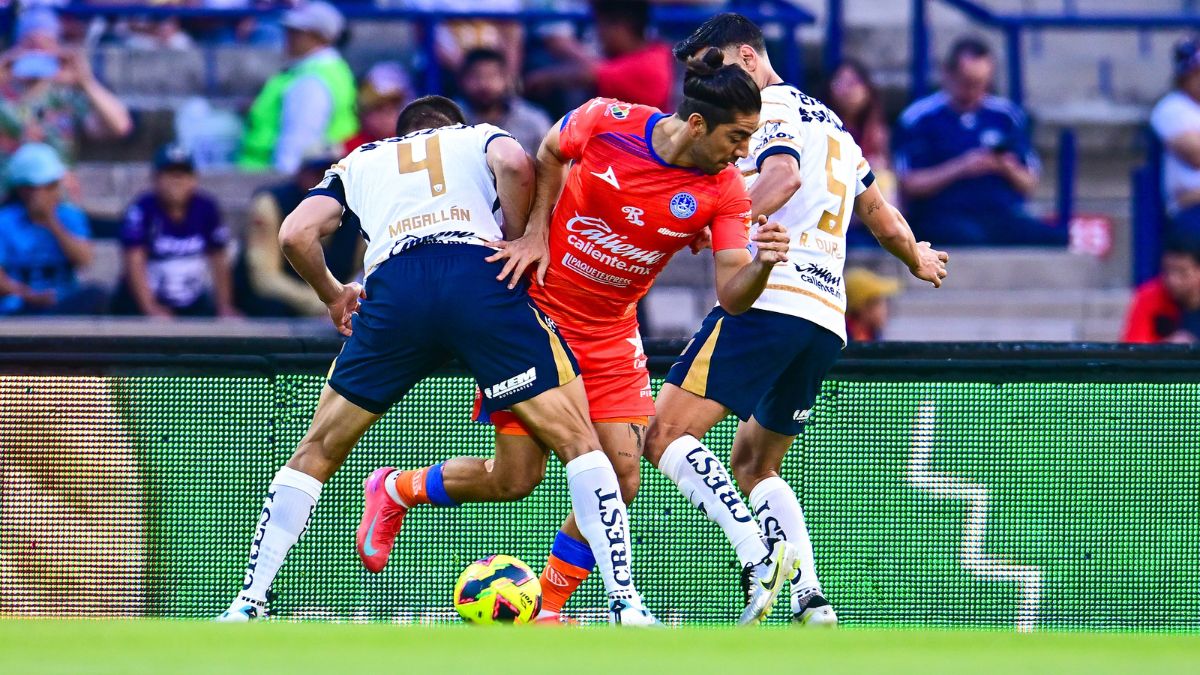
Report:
2,619,1197,675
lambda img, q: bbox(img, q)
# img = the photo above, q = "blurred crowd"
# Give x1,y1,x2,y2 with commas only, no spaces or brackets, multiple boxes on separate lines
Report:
0,1,1196,342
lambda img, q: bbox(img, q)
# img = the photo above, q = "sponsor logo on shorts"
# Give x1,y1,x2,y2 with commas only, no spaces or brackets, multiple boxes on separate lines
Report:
669,192,698,219
793,408,813,424
485,367,538,399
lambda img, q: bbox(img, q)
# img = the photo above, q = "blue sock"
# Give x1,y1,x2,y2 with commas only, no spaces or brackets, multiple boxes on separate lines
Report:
551,530,595,570
425,463,458,507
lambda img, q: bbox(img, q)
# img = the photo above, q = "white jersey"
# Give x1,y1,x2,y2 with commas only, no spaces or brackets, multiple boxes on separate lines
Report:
738,84,874,343
317,123,514,276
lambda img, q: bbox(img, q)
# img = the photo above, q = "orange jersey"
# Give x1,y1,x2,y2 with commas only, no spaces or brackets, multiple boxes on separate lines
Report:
530,98,752,333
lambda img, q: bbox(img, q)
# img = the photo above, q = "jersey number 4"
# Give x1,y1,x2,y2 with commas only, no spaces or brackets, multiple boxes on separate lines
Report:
397,136,447,198
815,135,849,237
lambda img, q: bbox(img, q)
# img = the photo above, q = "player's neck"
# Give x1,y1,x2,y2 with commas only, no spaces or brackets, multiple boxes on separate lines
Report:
651,116,699,169
760,66,784,88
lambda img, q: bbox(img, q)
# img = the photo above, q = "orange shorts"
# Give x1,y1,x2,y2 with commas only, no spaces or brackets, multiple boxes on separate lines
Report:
473,322,654,435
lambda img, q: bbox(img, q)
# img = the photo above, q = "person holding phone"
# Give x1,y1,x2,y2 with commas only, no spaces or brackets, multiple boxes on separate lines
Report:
894,37,1065,246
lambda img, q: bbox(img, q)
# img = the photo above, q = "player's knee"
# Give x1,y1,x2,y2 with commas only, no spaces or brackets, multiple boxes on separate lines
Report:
618,471,640,505
643,422,684,467
730,452,771,490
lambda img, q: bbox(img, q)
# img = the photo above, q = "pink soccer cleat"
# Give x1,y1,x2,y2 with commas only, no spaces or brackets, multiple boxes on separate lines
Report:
356,466,408,573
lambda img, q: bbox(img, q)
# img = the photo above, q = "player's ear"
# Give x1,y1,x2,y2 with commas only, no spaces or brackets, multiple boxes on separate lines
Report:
738,44,757,71
686,112,708,138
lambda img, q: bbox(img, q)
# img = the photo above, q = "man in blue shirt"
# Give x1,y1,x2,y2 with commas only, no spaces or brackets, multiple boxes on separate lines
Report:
895,37,1066,246
0,142,104,314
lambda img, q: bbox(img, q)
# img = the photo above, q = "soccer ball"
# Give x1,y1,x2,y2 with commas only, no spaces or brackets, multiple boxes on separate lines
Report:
453,554,542,624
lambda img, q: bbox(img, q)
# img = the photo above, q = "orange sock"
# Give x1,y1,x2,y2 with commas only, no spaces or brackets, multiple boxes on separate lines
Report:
539,554,591,614
390,467,431,507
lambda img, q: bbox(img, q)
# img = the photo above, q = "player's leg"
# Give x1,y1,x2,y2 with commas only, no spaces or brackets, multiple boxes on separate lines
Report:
219,386,380,620
731,322,843,626
538,419,645,621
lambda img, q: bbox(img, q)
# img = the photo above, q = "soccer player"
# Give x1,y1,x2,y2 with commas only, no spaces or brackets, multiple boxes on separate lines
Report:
453,49,799,625
217,96,657,625
640,13,950,626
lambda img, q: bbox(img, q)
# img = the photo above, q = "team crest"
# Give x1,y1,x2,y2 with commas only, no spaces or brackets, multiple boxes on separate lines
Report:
670,192,698,219
609,104,631,120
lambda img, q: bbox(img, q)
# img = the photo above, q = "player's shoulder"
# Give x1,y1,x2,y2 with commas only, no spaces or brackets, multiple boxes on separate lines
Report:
573,97,660,129
899,91,951,128
981,95,1028,126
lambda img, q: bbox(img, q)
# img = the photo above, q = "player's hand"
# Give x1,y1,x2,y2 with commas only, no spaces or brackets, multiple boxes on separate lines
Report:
689,226,712,255
326,281,365,337
21,287,56,309
910,241,949,288
751,217,789,265
485,235,549,289
957,149,1003,178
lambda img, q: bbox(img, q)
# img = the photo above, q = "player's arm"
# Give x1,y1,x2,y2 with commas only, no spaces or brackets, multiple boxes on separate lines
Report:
713,216,790,315
748,154,803,220
486,135,535,240
854,182,948,288
488,119,569,288
279,195,364,337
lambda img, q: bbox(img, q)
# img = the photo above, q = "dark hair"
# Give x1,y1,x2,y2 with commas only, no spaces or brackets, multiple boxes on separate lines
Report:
676,47,761,131
591,0,650,37
461,48,506,75
1164,229,1200,265
945,36,993,72
823,59,886,156
395,95,466,135
673,12,766,62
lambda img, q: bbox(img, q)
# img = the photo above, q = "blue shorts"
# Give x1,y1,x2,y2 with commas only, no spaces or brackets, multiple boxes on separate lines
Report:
328,244,579,415
664,307,842,437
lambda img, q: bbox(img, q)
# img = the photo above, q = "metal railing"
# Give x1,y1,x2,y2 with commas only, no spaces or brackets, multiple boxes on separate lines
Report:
14,2,814,97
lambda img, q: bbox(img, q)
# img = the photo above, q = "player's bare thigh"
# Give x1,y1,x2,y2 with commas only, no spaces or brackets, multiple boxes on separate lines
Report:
642,383,731,468
287,385,381,482
729,416,797,494
509,376,602,464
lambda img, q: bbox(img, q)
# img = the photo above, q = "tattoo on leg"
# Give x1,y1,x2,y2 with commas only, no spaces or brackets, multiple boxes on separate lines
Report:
630,424,645,453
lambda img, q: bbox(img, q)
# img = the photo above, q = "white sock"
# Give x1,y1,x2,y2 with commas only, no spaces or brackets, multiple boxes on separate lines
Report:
238,466,323,604
749,476,821,613
659,435,770,568
565,451,640,603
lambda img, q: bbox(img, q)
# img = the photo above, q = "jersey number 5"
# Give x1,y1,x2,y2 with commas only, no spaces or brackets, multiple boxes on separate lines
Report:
397,136,447,198
815,135,849,237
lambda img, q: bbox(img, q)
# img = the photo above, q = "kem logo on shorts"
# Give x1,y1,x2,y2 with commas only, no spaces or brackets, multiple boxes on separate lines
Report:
486,367,537,399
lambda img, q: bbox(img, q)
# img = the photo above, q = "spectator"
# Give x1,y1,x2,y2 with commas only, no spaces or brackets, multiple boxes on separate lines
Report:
117,16,196,52
1121,231,1200,344
0,142,104,315
343,62,412,153
895,37,1064,247
825,59,895,247
458,49,551,156
0,8,133,163
237,1,358,174
403,0,524,75
113,144,238,318
844,268,900,342
1150,36,1200,235
525,0,673,111
825,59,890,173
235,153,362,318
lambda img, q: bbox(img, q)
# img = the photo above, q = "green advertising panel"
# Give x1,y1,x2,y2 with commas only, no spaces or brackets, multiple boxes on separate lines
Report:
1,374,1196,630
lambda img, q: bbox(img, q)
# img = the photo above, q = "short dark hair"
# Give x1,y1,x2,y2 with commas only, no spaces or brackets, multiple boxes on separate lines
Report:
591,0,650,37
676,47,761,131
945,36,993,72
395,95,466,135
461,48,506,75
673,13,766,62
1164,229,1200,266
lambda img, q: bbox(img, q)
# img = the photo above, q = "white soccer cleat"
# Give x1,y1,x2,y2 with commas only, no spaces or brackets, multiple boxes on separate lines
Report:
608,597,661,626
792,591,838,627
215,596,268,622
739,540,800,626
